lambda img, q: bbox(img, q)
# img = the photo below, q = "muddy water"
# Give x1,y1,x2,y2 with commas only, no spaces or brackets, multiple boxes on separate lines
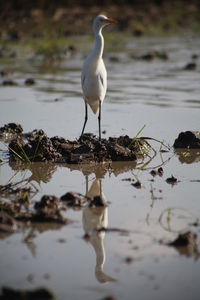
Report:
0,35,200,300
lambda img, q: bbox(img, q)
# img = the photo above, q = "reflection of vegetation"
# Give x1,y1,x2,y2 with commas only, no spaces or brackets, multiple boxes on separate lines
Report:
136,136,171,171
174,149,200,164
158,207,199,233
9,161,58,185
0,177,38,202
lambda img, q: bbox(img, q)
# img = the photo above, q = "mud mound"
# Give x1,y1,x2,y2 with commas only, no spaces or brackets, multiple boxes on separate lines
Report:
174,131,200,149
8,129,138,163
0,123,23,142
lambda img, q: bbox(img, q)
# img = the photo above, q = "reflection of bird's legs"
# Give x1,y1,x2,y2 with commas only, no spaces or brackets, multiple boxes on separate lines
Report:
100,179,102,197
86,175,89,195
81,102,88,138
98,101,101,141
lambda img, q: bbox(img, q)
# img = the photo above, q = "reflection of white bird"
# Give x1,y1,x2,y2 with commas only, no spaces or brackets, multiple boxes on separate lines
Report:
81,15,116,141
83,179,116,283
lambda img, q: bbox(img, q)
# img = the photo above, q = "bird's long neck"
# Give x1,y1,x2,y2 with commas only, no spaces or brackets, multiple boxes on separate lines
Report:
93,29,104,60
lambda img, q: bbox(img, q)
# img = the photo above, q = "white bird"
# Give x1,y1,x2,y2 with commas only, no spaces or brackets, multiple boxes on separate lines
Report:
81,15,116,141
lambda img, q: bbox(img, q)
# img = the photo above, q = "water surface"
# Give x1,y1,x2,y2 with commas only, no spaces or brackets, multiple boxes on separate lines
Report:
0,35,200,300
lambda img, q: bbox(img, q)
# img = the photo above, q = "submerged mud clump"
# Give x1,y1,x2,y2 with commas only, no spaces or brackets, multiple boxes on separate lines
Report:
60,192,89,207
161,231,200,258
89,195,107,207
33,195,66,223
183,62,197,70
140,50,168,61
166,175,178,185
169,231,197,248
0,194,68,227
7,126,138,163
0,212,18,233
0,287,54,300
174,131,200,149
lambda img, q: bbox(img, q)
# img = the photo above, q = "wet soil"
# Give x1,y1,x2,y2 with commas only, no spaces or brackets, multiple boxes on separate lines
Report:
173,131,200,149
0,180,109,235
0,193,68,229
0,123,23,140
0,123,138,163
0,287,54,300
60,192,89,207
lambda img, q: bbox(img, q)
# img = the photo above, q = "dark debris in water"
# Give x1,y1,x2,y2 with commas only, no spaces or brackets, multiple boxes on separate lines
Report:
131,180,142,189
89,195,107,207
183,62,197,70
161,231,200,259
0,179,112,236
102,296,117,300
124,256,134,264
60,192,89,207
168,231,197,248
0,193,68,231
24,78,35,85
33,195,66,224
132,50,168,61
0,287,54,300
150,167,163,177
2,79,18,86
166,175,178,185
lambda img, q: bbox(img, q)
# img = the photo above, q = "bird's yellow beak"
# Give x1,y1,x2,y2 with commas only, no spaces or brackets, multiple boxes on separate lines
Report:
107,18,117,25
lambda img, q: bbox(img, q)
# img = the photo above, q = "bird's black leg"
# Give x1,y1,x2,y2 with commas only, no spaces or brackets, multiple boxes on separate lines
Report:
80,102,88,138
98,101,101,141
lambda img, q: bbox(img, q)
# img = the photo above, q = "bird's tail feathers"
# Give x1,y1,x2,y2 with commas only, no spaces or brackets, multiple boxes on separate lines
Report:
89,101,100,114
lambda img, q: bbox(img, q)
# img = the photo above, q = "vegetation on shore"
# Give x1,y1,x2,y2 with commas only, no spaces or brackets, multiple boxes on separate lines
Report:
0,1,200,59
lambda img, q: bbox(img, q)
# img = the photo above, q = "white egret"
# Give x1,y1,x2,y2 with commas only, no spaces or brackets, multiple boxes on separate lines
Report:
80,15,116,141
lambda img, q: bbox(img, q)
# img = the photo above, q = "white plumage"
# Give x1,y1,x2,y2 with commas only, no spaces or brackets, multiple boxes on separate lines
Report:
80,15,116,141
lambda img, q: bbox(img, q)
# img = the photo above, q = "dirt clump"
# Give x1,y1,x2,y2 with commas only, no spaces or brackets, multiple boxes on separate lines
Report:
132,50,168,61
61,192,89,207
24,78,35,85
150,167,164,177
0,193,68,226
0,287,54,300
33,195,66,223
173,131,200,149
169,231,197,248
89,195,107,207
183,62,197,70
2,79,18,86
0,123,23,137
166,175,177,185
9,130,62,162
102,296,117,300
6,125,138,163
131,180,142,189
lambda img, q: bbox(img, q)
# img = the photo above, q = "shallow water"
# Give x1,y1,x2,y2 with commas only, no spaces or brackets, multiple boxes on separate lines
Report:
0,35,200,300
